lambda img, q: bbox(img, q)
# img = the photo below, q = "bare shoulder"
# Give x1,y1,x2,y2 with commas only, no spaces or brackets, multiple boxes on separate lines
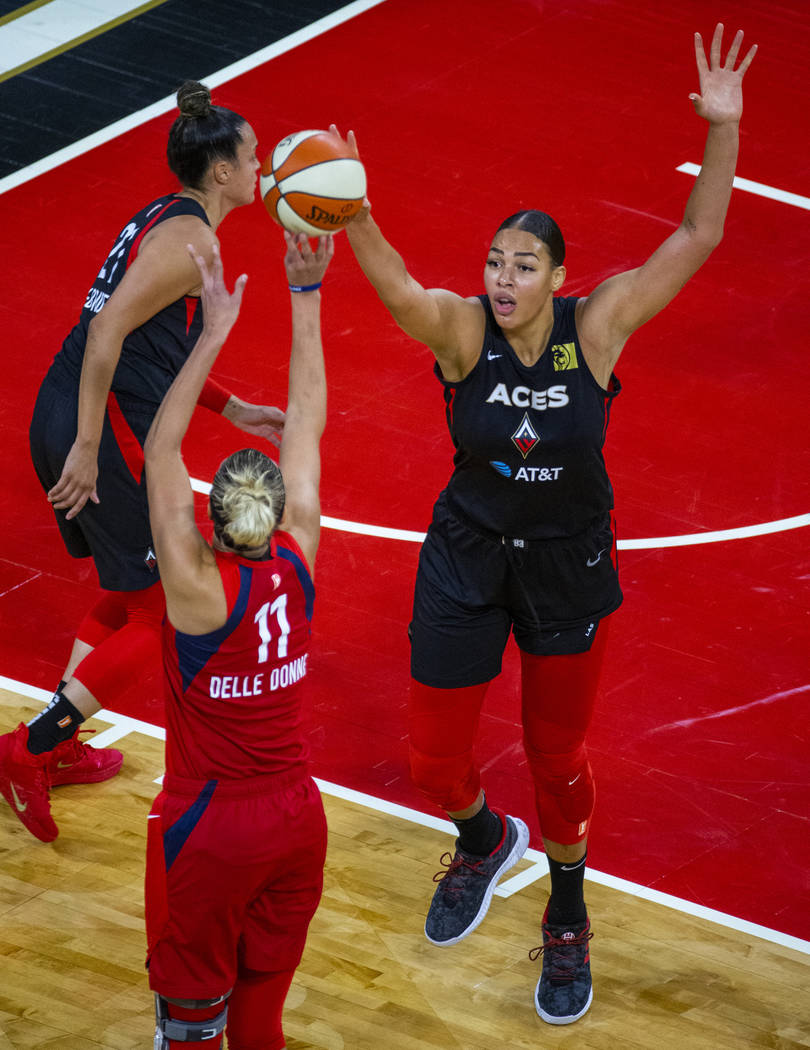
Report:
139,211,217,258
574,288,630,389
428,292,486,382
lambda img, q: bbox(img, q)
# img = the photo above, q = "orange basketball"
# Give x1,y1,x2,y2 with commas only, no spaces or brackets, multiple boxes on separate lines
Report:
260,130,366,236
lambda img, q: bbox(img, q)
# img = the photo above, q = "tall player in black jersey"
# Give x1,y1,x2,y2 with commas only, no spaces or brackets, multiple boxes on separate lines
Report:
0,82,283,843
339,24,756,1025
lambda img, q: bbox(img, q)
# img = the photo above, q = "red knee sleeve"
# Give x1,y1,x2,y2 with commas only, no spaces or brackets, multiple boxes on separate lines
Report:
523,742,595,844
226,969,294,1050
72,584,164,707
408,679,487,812
76,583,165,647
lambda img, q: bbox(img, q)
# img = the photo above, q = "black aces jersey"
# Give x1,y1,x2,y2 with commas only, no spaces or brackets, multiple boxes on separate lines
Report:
437,295,620,540
50,195,209,407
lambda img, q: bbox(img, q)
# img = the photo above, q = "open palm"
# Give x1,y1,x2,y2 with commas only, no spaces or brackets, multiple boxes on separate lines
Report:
691,23,757,124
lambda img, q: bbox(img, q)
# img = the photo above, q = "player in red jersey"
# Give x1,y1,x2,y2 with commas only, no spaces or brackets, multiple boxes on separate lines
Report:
0,81,283,842
142,231,333,1050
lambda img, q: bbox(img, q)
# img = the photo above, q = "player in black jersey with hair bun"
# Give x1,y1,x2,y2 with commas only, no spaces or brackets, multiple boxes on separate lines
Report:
338,23,756,1026
0,82,283,844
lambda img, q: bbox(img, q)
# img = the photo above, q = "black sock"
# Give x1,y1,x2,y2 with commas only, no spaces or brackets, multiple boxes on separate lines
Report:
546,852,588,927
452,799,503,856
26,689,85,755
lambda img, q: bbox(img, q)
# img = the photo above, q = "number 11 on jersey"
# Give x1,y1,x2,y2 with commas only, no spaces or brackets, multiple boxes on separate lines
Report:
254,594,290,663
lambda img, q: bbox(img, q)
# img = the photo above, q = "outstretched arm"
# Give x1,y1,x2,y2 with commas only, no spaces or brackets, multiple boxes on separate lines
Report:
335,126,483,382
577,24,757,385
277,232,335,572
144,244,247,633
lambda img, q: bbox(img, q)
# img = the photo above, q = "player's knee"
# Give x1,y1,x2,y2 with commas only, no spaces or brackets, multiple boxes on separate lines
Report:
227,967,292,1050
408,743,480,813
524,742,595,842
153,991,229,1049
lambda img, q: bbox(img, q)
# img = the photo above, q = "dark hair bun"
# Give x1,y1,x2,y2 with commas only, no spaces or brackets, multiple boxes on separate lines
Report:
176,81,211,120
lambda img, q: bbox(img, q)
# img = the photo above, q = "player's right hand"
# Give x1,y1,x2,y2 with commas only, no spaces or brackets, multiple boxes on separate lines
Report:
48,441,100,519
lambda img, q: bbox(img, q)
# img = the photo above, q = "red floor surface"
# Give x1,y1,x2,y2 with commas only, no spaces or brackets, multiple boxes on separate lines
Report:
1,0,808,940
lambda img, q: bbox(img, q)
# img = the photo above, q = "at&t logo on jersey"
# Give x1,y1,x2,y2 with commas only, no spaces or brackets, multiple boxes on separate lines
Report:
489,461,564,482
489,412,564,482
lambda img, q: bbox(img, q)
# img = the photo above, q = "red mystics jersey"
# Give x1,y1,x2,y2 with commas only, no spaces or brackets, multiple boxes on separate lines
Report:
162,532,315,781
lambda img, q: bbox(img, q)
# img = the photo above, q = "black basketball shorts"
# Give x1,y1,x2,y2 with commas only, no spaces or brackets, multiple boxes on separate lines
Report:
409,496,623,689
29,374,160,592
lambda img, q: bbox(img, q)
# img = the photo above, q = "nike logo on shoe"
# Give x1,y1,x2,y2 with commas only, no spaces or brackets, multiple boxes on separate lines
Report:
56,761,74,770
10,783,28,813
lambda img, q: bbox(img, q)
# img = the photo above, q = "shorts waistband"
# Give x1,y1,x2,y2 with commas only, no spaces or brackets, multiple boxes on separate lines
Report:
443,494,609,550
163,765,310,799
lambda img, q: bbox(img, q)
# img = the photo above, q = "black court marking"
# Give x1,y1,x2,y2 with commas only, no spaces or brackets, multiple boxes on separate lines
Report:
0,0,352,176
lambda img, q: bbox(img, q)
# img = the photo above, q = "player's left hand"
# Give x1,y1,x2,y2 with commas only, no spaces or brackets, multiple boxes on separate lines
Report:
223,397,285,447
188,240,247,344
283,230,335,289
690,23,757,125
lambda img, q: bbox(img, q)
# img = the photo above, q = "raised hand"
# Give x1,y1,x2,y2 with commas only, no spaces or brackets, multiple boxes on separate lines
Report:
690,23,757,125
283,230,335,288
187,241,247,344
224,399,285,448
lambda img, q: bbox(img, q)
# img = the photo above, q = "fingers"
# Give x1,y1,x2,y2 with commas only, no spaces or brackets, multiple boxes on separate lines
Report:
328,123,360,159
710,22,723,68
695,23,757,80
724,28,743,69
738,42,758,76
693,31,708,77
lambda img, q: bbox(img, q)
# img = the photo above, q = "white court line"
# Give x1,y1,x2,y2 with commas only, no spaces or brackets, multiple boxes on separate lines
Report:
677,162,810,210
0,0,157,78
1,673,808,957
0,0,387,197
191,475,810,549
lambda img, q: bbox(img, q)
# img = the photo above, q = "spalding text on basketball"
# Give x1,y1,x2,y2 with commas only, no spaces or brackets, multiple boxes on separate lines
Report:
305,205,356,227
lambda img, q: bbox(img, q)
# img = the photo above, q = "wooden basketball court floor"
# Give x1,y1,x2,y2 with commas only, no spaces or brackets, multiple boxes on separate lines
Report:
0,1,808,1047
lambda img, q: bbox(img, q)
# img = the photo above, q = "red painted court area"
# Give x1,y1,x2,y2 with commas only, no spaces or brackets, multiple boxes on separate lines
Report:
1,0,808,941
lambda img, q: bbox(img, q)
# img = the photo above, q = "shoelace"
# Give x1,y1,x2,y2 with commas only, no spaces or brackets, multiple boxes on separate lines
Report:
432,851,486,895
528,926,593,981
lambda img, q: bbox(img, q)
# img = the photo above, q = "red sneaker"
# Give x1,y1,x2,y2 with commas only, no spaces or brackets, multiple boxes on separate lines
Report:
46,728,123,786
0,723,58,842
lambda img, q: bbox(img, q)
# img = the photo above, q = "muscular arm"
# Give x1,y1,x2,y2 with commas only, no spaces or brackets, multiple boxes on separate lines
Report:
144,244,245,635
337,129,484,382
277,234,335,572
576,25,757,386
49,215,217,518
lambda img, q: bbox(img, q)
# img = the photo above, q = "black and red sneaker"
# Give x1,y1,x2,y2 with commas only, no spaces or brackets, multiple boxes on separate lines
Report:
424,813,529,946
530,907,594,1024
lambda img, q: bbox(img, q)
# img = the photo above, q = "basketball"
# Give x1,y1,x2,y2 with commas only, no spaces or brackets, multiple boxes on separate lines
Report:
261,129,367,236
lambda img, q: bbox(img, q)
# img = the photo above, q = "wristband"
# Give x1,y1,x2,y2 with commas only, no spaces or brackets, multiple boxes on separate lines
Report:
288,282,322,293
198,377,231,413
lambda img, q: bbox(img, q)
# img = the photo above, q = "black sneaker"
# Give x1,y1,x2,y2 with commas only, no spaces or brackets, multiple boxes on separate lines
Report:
531,908,594,1024
424,813,529,946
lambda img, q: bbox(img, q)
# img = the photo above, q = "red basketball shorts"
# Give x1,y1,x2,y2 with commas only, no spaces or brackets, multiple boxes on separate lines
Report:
145,770,327,999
